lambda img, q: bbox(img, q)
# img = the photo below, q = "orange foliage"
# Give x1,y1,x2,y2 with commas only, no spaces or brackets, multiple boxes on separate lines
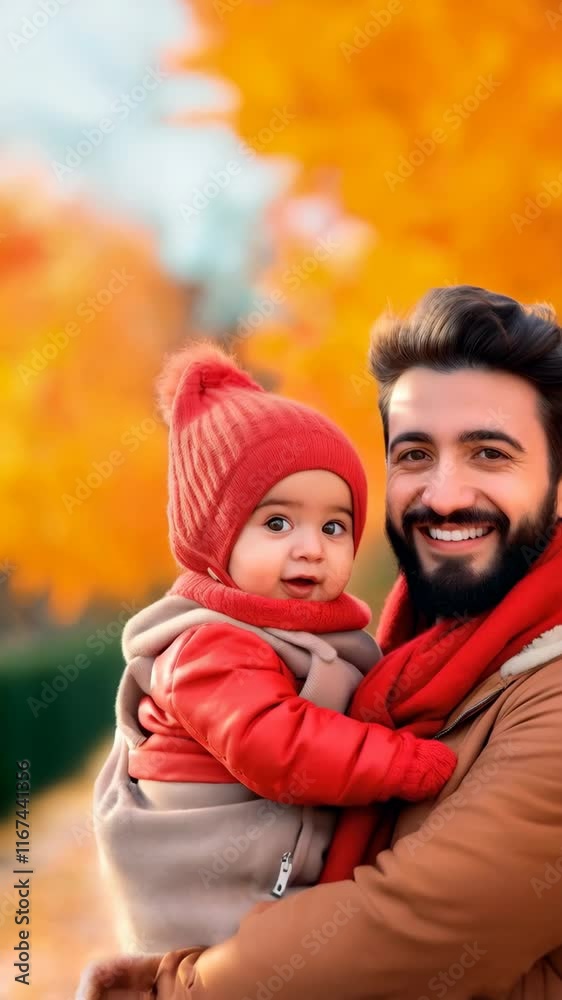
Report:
7,4,562,619
1,170,186,621
179,0,562,533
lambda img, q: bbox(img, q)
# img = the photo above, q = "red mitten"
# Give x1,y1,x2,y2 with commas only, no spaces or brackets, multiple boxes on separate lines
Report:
401,739,457,801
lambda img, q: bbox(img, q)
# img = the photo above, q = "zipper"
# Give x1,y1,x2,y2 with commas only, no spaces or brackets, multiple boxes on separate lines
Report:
270,851,293,898
435,689,503,739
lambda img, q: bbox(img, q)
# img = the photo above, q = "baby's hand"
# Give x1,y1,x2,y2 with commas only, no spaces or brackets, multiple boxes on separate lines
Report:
402,739,457,801
75,951,162,999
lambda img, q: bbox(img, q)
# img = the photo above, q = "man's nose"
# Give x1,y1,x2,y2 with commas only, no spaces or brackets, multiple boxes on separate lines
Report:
420,462,477,514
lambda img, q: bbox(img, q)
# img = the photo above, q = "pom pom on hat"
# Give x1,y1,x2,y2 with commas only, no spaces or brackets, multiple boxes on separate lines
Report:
155,340,263,426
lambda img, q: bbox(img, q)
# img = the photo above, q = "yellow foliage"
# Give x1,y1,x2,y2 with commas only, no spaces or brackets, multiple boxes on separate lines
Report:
181,0,562,543
7,3,562,619
1,175,186,621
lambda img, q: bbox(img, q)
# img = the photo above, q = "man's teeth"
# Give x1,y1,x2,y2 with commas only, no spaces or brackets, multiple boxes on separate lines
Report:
427,526,491,542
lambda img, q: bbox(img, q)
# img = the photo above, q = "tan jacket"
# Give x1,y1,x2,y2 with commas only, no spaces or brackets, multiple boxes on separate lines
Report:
148,625,562,999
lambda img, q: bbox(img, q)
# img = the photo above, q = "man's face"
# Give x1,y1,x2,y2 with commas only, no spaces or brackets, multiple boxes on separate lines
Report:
385,367,562,620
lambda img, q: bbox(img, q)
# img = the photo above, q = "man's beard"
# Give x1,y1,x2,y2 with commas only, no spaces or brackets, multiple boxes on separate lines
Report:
385,482,560,623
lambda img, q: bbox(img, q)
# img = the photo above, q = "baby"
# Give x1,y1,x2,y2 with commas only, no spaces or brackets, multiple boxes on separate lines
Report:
89,342,455,966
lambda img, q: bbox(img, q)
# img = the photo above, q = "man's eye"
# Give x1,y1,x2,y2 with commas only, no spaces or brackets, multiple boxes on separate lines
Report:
323,521,345,536
265,516,291,532
477,448,507,461
399,449,429,462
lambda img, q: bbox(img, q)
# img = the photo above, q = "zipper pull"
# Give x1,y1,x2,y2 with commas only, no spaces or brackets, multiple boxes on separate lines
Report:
270,851,293,898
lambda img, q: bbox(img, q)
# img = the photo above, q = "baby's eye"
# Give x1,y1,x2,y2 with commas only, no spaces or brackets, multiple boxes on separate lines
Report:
322,521,346,536
265,516,291,533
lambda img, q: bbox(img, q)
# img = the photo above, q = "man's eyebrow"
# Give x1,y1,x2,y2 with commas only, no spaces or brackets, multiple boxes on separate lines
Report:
255,498,353,517
458,429,525,452
388,431,433,452
388,429,525,453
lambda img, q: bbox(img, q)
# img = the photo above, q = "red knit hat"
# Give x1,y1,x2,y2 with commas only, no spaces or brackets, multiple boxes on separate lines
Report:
156,342,368,586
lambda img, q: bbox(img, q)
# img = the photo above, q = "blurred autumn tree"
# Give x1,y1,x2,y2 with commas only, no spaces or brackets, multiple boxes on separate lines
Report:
6,0,562,625
1,170,187,624
180,0,562,526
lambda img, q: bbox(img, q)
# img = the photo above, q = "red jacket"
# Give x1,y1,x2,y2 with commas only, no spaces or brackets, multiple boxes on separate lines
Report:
129,621,450,805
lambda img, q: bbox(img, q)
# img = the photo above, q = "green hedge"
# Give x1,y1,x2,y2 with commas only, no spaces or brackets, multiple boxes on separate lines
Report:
1,624,123,818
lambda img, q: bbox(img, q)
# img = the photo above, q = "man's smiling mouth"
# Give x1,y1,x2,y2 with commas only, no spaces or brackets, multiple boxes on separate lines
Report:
419,525,495,542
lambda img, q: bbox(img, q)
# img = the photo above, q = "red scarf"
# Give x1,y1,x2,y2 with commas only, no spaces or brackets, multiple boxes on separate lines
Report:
319,522,562,882
168,568,371,633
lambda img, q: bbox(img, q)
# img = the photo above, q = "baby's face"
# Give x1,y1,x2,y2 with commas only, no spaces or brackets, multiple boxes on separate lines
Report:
228,470,355,601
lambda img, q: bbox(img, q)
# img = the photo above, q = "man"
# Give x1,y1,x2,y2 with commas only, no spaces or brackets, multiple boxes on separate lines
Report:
79,286,562,999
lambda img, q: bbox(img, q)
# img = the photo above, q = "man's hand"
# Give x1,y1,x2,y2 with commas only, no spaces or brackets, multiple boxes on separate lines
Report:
74,904,276,999
76,949,208,1000
74,904,277,1000
75,951,163,999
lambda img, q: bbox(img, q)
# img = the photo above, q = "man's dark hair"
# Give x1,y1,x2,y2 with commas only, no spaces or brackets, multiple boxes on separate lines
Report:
369,285,562,478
